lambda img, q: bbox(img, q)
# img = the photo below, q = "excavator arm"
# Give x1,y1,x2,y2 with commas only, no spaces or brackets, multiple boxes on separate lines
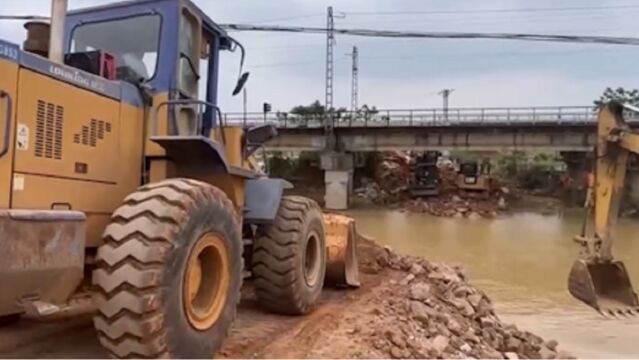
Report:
568,102,639,316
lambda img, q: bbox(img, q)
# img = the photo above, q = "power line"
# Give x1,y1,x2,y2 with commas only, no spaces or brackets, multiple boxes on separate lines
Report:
221,24,639,46
342,4,639,16
0,15,49,21
240,13,324,24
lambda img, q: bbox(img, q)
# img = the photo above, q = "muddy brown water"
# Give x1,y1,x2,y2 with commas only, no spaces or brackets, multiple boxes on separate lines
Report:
349,209,639,359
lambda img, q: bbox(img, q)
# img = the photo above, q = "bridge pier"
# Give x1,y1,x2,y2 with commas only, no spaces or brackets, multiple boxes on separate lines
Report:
320,152,354,210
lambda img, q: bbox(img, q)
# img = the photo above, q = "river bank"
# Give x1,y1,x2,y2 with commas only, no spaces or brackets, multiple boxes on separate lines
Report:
350,209,639,358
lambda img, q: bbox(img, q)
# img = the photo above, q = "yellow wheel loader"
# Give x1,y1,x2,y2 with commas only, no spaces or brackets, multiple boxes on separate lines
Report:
569,102,639,316
0,0,358,358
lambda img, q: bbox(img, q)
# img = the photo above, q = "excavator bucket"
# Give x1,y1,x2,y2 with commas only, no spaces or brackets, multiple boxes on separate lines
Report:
323,214,360,288
568,259,639,316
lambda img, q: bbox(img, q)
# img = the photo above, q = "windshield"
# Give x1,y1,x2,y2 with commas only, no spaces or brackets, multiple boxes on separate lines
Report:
71,15,161,84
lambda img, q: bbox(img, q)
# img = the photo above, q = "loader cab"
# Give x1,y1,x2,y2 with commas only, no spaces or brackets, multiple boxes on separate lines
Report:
64,0,237,137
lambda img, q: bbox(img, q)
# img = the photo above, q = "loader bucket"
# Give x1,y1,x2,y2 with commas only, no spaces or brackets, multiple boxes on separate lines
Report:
568,259,639,316
323,214,360,288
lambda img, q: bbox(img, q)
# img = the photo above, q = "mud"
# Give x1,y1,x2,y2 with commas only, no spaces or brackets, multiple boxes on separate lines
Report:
0,238,571,359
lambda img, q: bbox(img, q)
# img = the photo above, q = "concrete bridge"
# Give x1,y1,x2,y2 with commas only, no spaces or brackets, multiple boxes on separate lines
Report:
223,105,639,209
225,106,639,152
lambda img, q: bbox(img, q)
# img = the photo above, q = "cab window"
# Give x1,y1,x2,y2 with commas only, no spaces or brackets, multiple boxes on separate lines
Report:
178,9,201,98
71,15,161,84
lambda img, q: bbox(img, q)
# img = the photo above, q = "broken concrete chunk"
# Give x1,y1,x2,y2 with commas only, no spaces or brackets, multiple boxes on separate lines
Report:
409,282,432,301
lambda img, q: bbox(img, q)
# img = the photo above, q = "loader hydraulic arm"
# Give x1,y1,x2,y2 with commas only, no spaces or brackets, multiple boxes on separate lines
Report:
568,102,639,315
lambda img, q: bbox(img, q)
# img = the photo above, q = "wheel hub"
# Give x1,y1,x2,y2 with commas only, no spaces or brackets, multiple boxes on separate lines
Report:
183,233,230,331
303,230,322,287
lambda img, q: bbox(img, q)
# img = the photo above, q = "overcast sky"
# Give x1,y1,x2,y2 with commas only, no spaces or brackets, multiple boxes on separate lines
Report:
1,0,639,112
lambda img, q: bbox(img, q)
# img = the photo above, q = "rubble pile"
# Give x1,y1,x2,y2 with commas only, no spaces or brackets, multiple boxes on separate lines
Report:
372,152,412,204
406,194,508,219
360,240,574,359
437,161,459,195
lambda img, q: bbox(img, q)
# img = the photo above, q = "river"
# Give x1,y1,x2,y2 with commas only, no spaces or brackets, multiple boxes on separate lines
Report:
349,209,639,359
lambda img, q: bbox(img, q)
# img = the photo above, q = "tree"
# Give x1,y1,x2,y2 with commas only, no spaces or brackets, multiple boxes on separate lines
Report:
290,100,325,117
594,87,639,108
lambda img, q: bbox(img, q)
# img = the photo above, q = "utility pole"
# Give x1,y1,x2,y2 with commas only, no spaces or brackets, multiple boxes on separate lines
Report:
438,88,454,122
348,46,359,111
324,6,335,138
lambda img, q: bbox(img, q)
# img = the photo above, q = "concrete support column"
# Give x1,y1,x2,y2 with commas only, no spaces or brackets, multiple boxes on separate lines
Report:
321,152,354,210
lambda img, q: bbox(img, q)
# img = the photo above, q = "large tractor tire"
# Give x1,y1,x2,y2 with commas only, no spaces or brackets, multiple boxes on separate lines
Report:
92,179,242,359
252,196,326,315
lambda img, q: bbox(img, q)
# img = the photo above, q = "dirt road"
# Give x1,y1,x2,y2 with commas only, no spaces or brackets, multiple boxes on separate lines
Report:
0,270,390,359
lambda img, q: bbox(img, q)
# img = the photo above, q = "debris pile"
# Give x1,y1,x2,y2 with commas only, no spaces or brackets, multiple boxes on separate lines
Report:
372,152,412,204
405,193,508,219
358,239,574,359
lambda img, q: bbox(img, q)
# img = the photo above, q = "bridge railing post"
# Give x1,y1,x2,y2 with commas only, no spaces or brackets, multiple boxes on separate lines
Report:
481,108,485,124
387,110,391,127
558,107,562,124
409,110,413,126
507,108,511,124
532,108,536,124
433,109,437,125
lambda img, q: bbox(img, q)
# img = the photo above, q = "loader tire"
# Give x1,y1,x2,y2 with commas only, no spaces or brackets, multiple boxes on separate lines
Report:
92,179,242,359
252,196,326,315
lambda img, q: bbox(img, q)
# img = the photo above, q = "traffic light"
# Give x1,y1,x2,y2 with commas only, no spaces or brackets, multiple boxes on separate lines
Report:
263,102,272,113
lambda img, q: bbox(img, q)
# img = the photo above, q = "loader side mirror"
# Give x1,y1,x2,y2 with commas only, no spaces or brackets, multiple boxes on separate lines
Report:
232,72,250,96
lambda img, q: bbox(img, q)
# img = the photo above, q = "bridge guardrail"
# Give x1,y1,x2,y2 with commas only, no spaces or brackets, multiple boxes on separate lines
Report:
223,106,639,129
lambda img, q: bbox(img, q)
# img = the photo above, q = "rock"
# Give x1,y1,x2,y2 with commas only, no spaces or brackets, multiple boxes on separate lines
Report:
468,212,482,220
460,343,472,353
453,285,472,298
545,339,558,351
372,338,386,350
468,294,483,308
429,335,450,357
410,301,436,324
409,282,432,301
447,318,464,335
539,346,556,359
463,328,480,344
480,316,497,328
452,298,475,317
476,298,495,316
452,195,462,202
428,264,461,283
480,348,503,359
505,336,522,352
389,346,404,359
409,263,425,275
400,273,416,285
385,329,406,348
435,322,452,337
348,325,362,335
504,352,519,360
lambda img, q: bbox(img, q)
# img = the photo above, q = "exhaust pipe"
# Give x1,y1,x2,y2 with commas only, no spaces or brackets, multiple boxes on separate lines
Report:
48,0,68,63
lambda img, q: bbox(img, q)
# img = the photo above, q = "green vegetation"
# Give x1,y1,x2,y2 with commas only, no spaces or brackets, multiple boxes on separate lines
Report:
594,87,639,108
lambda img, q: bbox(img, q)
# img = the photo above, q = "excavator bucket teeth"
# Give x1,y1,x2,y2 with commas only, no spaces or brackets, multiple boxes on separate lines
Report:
568,259,639,316
323,214,360,288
